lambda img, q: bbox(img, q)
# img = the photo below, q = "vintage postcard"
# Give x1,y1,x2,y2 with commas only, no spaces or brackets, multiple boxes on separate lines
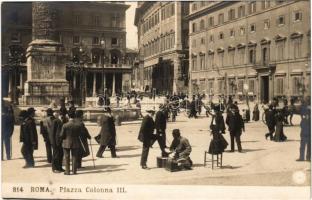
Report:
1,0,311,199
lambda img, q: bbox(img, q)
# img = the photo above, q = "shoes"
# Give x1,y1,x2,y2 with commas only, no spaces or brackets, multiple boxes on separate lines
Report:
96,155,103,158
59,168,65,172
112,155,119,158
64,172,70,175
229,150,234,152
141,165,150,170
296,158,304,161
23,165,34,168
238,150,243,153
53,170,62,173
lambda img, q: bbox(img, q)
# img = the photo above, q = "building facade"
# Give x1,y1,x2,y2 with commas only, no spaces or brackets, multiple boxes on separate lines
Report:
2,2,131,105
134,2,190,95
187,1,310,103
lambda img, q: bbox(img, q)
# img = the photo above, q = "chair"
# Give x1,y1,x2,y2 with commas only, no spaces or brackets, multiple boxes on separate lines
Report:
204,151,222,169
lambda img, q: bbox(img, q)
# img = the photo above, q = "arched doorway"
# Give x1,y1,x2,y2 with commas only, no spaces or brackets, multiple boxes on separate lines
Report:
110,49,121,65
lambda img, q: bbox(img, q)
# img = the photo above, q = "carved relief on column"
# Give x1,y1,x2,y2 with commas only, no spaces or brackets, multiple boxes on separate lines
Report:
32,2,58,41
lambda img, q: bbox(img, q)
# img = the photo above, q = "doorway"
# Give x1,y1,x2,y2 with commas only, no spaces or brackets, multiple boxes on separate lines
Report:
261,76,269,103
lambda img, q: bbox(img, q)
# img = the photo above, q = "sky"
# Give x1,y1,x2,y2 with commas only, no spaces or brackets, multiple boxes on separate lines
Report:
125,2,138,50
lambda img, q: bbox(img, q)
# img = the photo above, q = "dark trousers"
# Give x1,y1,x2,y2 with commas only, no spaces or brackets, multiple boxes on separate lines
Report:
265,127,275,140
96,145,117,157
230,133,242,152
140,143,150,166
299,137,311,160
63,148,78,174
156,130,167,156
52,145,63,171
45,141,52,163
2,136,11,160
21,144,34,167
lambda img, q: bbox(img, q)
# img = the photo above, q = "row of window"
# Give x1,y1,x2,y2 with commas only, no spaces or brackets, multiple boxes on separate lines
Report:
191,36,305,71
192,75,306,96
143,33,175,58
192,14,302,46
192,4,302,33
74,13,122,28
142,3,175,34
72,35,120,46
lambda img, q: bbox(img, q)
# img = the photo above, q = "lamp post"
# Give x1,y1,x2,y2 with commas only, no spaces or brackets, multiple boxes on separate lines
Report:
100,34,106,96
243,83,250,109
8,45,23,105
78,45,87,107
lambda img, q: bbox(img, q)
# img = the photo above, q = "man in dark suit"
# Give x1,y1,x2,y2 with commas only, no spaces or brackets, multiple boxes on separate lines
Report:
155,105,168,157
40,109,53,163
1,103,15,160
188,96,197,118
60,110,83,175
40,108,64,173
138,110,156,169
96,107,117,158
75,110,91,168
297,101,311,161
226,107,245,152
265,105,276,140
20,107,38,168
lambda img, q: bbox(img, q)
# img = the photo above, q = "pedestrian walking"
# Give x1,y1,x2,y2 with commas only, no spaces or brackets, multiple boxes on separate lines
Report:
188,96,197,118
252,103,260,121
297,103,311,161
60,110,83,175
1,103,15,160
75,110,91,168
138,110,156,169
273,110,287,142
226,107,245,152
265,105,276,140
155,105,169,157
96,107,118,158
39,109,54,163
59,98,68,124
20,107,38,168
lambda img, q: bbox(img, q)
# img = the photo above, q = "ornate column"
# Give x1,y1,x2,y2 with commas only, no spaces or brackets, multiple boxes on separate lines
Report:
102,73,106,94
19,72,24,90
92,72,96,97
24,2,69,105
8,73,12,98
73,73,76,89
112,73,116,96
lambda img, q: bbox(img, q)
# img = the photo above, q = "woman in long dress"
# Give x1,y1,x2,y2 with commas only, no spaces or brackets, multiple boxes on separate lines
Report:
274,111,287,142
208,105,228,154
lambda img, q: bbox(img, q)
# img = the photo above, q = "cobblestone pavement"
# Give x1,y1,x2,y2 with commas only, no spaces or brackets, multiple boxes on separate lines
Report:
2,111,310,187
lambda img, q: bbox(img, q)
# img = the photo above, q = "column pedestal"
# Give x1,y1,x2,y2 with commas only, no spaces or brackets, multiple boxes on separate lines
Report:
112,73,116,97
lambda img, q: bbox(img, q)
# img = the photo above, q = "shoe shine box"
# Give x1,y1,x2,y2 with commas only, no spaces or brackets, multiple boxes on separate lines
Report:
156,157,168,168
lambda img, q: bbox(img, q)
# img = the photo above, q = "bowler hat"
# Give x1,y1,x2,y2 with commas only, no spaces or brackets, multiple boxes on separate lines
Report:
27,107,36,113
146,109,155,114
46,108,54,115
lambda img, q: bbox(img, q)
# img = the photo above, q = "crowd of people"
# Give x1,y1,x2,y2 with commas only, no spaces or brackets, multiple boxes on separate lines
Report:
1,94,310,174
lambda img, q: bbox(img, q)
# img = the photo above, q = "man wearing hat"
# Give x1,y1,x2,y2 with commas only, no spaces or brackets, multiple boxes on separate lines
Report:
40,108,64,172
96,107,117,158
155,104,169,157
169,129,192,170
20,107,38,168
60,110,83,175
39,108,53,163
138,109,156,169
226,107,245,152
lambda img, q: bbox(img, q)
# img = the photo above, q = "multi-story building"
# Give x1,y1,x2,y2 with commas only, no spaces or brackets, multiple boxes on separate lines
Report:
134,2,190,94
1,2,131,105
187,1,310,103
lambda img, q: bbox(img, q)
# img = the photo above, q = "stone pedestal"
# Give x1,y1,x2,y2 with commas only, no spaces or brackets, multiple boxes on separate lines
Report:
24,40,69,105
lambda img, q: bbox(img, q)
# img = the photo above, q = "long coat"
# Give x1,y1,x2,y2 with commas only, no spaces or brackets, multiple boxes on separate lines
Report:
2,107,14,138
138,115,155,145
60,119,83,149
155,110,167,131
209,113,228,154
40,116,54,145
98,114,116,146
20,117,38,149
265,109,276,129
226,112,244,136
76,119,91,157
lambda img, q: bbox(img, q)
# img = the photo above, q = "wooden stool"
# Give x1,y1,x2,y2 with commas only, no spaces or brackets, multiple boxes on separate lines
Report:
204,151,222,169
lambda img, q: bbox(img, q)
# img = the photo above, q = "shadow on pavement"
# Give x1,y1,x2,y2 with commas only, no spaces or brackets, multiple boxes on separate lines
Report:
241,140,260,143
79,164,128,171
35,163,51,168
240,148,265,153
193,163,205,168
220,165,242,169
116,146,141,152
284,139,300,142
78,168,126,175
118,154,141,158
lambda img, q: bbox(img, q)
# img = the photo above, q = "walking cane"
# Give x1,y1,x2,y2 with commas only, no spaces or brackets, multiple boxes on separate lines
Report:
88,139,96,169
